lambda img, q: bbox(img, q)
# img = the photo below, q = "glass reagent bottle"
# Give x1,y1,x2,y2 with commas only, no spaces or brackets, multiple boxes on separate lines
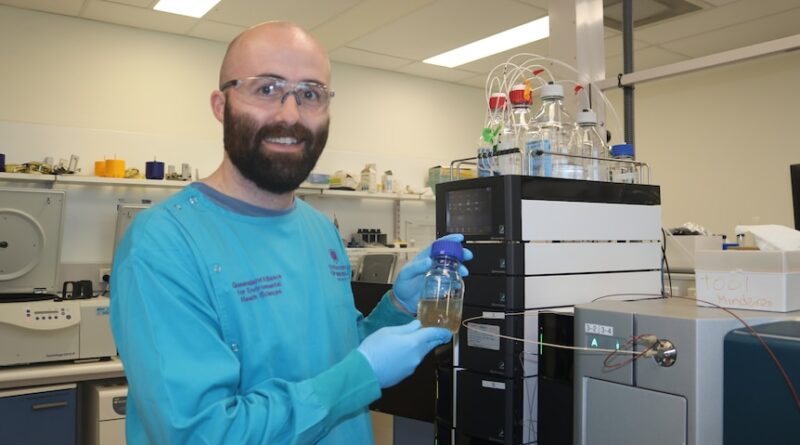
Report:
417,239,465,334
610,143,638,184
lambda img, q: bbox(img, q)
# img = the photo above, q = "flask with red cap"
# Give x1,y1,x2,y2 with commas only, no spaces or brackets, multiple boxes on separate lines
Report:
477,93,508,177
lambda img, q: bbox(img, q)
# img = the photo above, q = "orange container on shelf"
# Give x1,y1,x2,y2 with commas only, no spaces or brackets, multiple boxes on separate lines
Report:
94,160,106,177
105,159,125,178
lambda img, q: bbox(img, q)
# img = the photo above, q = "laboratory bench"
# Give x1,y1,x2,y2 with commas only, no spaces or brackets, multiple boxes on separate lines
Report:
0,357,124,390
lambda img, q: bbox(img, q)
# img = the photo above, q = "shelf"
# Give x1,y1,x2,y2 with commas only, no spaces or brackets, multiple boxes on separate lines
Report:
56,175,191,188
0,172,189,188
303,188,434,201
55,175,190,188
0,172,56,182
0,172,435,201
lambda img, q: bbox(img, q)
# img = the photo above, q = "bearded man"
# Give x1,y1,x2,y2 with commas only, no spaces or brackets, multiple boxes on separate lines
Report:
110,21,470,445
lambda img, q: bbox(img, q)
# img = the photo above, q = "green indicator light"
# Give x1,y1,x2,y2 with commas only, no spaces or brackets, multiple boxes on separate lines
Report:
615,341,620,350
539,333,543,355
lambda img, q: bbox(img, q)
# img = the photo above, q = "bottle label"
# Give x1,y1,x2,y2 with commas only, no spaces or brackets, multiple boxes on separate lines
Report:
477,146,492,177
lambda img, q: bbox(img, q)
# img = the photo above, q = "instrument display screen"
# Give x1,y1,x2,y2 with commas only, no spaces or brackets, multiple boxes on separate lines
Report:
445,187,493,236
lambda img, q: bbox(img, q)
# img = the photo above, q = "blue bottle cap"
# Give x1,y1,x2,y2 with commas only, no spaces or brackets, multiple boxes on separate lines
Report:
430,239,464,262
610,143,634,157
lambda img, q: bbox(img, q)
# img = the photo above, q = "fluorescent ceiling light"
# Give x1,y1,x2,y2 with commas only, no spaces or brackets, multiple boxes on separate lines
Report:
154,0,221,18
423,16,550,68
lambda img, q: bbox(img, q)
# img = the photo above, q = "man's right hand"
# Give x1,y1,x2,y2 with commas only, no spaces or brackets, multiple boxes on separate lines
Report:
357,320,451,388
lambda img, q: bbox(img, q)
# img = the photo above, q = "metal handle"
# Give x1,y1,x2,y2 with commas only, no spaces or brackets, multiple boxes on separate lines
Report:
31,401,68,410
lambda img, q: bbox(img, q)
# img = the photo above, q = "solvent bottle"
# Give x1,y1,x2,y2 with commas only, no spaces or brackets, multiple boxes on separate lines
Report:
609,143,638,184
570,109,608,181
417,239,465,334
497,83,531,175
528,82,571,177
477,93,507,177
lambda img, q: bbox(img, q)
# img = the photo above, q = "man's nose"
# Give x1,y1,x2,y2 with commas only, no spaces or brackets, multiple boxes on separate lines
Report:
274,91,301,124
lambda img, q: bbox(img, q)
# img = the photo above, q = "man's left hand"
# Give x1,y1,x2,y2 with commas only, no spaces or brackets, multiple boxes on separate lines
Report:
392,233,473,314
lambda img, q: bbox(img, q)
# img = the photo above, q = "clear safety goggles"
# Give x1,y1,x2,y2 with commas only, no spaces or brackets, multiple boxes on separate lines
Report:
220,75,335,111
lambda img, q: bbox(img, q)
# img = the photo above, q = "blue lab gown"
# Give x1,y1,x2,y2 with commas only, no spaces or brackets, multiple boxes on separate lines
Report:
110,184,413,445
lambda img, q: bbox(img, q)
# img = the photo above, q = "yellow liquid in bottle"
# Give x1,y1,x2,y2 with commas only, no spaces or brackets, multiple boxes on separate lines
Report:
417,298,463,334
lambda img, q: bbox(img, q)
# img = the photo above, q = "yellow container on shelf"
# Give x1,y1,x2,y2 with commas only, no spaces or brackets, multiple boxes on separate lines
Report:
105,159,125,178
94,161,106,177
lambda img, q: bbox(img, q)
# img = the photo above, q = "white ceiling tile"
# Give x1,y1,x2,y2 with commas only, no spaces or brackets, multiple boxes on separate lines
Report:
82,0,196,34
0,0,85,15
516,0,549,9
330,47,412,70
604,36,649,57
105,0,154,7
396,62,477,83
348,0,547,61
659,7,800,58
311,0,434,51
634,0,800,45
204,0,359,29
188,20,245,42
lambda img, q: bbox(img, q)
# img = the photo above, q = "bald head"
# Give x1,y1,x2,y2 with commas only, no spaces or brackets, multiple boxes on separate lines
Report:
219,21,331,88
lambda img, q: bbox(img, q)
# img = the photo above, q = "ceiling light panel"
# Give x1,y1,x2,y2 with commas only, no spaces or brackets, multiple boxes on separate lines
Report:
423,16,549,68
154,0,220,18
348,0,546,61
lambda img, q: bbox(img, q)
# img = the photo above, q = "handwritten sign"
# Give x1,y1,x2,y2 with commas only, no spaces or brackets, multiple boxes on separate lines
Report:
695,270,799,312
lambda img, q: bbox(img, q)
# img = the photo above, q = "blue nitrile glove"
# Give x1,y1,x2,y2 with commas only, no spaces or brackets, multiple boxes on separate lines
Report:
392,233,473,313
357,320,452,388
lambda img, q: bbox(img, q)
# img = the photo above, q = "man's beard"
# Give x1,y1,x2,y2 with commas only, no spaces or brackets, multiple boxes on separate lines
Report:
223,103,329,194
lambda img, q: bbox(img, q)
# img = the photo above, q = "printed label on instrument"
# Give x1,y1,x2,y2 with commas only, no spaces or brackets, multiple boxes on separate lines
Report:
481,380,506,390
467,323,500,350
482,311,505,319
584,323,614,336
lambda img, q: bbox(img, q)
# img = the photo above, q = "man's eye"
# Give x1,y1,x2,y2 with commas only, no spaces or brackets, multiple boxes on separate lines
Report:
256,83,281,96
301,88,321,101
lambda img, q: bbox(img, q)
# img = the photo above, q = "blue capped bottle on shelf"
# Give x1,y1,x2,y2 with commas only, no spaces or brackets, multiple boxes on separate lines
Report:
609,143,638,183
417,239,465,334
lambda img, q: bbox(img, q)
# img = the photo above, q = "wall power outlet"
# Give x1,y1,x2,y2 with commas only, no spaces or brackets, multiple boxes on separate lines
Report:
99,268,111,285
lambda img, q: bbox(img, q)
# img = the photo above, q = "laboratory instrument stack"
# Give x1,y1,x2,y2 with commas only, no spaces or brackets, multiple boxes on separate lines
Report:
434,175,663,444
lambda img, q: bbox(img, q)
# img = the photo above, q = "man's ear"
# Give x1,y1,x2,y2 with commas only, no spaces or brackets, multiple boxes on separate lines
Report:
211,90,226,123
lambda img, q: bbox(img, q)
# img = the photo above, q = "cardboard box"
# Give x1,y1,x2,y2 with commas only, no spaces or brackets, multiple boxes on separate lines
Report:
427,166,476,192
695,249,800,312
665,234,724,272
